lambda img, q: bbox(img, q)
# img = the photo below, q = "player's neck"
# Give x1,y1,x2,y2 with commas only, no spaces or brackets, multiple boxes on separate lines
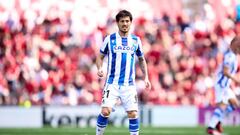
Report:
118,31,129,37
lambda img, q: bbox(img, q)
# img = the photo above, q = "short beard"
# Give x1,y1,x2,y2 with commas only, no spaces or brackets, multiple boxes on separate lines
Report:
120,29,128,35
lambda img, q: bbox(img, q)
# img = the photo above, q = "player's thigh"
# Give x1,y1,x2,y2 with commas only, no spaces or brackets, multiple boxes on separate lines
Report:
226,88,239,106
214,85,228,104
120,85,138,111
101,84,119,108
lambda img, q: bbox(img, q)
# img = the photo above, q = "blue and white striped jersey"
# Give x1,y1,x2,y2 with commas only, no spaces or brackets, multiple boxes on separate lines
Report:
100,32,144,86
215,49,238,88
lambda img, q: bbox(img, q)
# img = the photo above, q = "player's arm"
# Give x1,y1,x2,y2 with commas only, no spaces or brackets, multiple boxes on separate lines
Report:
96,36,109,78
138,56,151,89
96,53,105,78
223,66,240,84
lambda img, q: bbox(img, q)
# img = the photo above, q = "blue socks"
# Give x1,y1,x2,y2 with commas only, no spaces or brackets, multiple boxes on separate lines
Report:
225,105,235,115
208,108,224,128
97,114,108,128
213,108,224,120
96,114,108,135
96,114,140,135
208,105,236,128
129,118,139,134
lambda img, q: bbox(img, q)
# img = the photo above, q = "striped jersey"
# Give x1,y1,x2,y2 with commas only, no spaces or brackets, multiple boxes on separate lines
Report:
100,32,144,86
215,49,238,88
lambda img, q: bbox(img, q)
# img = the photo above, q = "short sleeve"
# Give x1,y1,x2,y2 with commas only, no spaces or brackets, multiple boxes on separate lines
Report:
223,52,234,68
100,36,109,55
136,37,144,57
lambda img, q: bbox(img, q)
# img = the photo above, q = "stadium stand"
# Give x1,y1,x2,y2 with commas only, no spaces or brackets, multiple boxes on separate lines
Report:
0,0,239,107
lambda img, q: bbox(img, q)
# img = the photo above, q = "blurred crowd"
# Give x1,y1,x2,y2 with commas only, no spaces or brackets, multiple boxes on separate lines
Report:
0,0,240,107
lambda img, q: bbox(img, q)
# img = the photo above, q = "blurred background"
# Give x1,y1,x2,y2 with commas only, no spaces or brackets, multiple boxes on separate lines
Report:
0,0,240,129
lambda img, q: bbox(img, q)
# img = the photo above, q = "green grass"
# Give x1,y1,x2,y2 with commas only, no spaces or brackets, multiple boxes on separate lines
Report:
0,126,239,135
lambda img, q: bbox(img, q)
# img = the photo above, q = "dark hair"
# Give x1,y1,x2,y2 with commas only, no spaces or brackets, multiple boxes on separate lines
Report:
231,36,240,44
115,10,133,22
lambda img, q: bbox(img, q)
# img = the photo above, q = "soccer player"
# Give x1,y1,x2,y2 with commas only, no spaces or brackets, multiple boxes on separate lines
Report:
207,37,240,135
95,10,151,135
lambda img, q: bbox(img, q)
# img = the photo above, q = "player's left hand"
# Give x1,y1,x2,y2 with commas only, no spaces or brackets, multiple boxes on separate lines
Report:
145,78,151,90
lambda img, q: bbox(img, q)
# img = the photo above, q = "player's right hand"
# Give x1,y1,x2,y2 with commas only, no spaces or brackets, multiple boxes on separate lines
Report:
97,68,104,78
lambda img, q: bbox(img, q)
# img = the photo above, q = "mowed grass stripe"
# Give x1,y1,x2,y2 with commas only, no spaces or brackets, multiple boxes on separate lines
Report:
0,130,205,135
0,127,239,135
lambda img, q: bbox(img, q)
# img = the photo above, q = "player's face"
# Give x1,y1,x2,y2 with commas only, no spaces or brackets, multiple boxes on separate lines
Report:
232,43,240,54
117,16,132,34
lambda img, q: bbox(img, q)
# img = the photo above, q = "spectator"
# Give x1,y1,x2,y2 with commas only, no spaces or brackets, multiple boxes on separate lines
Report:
0,0,238,108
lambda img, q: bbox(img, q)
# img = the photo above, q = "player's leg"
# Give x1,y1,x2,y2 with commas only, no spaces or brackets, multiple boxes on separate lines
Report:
214,90,239,133
96,107,112,135
207,85,226,134
120,85,139,135
127,110,139,135
214,91,239,133
207,102,226,134
225,88,239,115
96,84,119,135
207,88,239,134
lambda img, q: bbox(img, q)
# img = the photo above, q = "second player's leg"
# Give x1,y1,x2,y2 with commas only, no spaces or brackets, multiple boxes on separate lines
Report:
228,98,239,109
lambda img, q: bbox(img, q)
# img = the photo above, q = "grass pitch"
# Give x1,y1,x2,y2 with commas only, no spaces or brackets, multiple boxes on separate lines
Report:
0,126,239,135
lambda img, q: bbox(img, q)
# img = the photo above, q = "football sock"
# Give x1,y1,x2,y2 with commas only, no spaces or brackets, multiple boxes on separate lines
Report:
96,114,108,135
208,108,224,128
225,105,235,116
129,118,139,135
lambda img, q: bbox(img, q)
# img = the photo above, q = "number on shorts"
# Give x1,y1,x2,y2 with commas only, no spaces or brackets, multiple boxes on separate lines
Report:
103,90,110,98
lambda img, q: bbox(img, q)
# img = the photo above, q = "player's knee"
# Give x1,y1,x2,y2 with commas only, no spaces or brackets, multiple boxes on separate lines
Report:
127,111,138,118
101,108,111,117
217,102,227,109
229,98,239,108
